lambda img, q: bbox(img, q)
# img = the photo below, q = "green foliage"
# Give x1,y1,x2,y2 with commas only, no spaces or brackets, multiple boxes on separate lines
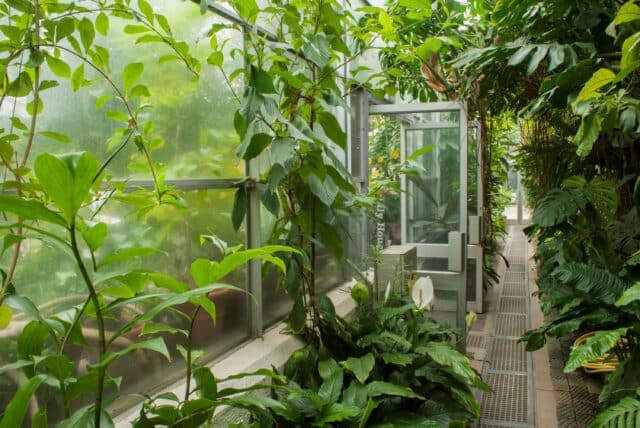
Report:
590,395,640,428
260,294,488,426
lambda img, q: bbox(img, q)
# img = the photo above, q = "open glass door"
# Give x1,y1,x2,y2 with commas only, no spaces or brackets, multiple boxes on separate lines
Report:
368,102,468,341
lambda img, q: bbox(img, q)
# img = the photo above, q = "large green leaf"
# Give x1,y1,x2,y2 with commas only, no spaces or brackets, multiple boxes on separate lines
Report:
576,68,615,102
34,152,99,221
122,62,144,93
93,336,170,369
527,45,549,76
616,282,640,307
614,1,640,26
302,34,331,68
0,194,67,226
108,283,243,342
97,246,160,268
341,353,375,384
0,375,47,428
575,112,604,158
193,366,218,400
318,402,361,424
318,111,346,149
508,44,535,66
366,381,423,399
418,342,485,388
190,245,295,286
318,368,344,404
564,328,628,372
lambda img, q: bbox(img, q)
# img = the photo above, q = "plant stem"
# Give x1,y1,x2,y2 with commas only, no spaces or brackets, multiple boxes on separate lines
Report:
70,222,107,428
185,305,201,401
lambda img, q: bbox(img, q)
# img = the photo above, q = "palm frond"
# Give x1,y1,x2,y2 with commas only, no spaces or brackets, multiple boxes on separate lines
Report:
590,396,640,428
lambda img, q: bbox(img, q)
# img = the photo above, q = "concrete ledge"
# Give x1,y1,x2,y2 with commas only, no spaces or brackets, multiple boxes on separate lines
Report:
528,241,558,428
114,280,357,426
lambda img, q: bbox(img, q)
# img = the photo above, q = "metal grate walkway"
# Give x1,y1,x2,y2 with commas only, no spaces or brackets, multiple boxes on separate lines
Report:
478,225,535,427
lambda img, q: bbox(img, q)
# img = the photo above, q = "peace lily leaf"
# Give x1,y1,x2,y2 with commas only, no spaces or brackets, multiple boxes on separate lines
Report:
564,328,628,372
318,368,344,403
0,375,47,428
318,403,361,424
341,353,375,383
576,68,615,102
318,358,341,380
366,381,423,399
418,342,483,387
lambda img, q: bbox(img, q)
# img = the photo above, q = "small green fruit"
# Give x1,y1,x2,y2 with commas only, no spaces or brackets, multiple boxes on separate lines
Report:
351,282,369,305
291,350,306,364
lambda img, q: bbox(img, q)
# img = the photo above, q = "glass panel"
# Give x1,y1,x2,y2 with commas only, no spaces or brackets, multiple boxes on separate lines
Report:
468,126,480,217
368,115,402,248
5,1,243,180
405,111,461,244
466,258,478,301
0,189,248,420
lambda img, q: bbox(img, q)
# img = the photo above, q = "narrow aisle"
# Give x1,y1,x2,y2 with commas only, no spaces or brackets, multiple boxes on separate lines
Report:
477,225,535,428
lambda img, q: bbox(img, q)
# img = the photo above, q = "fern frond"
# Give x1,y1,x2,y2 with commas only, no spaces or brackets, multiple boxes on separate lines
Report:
564,327,628,373
590,396,640,428
553,263,628,304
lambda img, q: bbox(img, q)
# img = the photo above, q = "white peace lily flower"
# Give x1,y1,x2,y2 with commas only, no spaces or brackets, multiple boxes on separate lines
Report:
412,276,434,310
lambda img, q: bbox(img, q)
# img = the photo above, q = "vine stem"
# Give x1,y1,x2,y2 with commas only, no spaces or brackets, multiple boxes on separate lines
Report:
0,0,42,305
184,305,201,401
70,222,107,428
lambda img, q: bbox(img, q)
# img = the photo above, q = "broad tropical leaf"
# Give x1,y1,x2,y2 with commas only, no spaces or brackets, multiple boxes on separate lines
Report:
564,328,628,372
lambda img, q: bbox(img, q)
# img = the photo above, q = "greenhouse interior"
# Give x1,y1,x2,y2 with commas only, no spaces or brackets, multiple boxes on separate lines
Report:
1,0,640,427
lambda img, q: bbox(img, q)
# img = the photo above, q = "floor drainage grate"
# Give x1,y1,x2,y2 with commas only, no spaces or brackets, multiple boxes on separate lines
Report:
481,373,528,423
489,338,527,372
468,334,486,348
502,283,527,297
504,271,526,283
499,297,526,313
509,263,526,273
496,313,527,337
